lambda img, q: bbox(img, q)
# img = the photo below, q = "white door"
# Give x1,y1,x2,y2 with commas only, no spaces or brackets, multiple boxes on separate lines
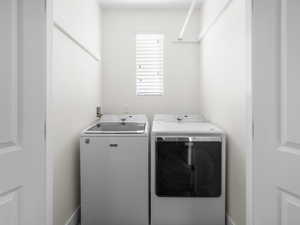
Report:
252,0,300,224
0,0,48,225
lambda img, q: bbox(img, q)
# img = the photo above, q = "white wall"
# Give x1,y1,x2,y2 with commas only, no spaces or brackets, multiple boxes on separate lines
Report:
198,0,251,225
49,1,102,225
102,9,201,118
53,0,101,56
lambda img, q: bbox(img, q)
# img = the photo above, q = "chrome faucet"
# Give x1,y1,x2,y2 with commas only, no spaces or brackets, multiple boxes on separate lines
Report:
96,106,103,119
177,115,189,122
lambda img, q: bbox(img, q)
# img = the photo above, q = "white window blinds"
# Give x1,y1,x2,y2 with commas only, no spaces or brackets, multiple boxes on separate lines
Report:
136,34,164,96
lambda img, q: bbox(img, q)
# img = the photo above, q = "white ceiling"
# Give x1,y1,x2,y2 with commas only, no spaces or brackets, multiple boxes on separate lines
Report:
98,0,203,9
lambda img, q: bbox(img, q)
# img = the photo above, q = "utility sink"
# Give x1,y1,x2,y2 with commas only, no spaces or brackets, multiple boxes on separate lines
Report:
85,122,146,134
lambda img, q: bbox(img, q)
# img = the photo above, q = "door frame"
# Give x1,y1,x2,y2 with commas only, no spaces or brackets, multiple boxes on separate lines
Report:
43,0,256,225
46,0,53,225
246,0,253,225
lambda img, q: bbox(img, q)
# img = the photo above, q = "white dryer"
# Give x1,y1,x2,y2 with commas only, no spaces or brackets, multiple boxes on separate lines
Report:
151,114,226,225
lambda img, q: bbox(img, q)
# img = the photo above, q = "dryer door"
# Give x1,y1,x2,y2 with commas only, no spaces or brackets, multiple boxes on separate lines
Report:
155,136,222,197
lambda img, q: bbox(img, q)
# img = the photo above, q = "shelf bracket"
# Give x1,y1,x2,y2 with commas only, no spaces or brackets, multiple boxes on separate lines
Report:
178,0,198,41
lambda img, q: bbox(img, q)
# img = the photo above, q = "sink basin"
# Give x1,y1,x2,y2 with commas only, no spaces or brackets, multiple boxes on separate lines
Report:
85,122,146,134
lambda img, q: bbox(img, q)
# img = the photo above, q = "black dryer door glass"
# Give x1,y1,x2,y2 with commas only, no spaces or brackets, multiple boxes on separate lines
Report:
156,138,222,197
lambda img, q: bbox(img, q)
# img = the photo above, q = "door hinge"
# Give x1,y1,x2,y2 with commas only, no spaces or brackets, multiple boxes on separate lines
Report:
44,0,47,13
252,121,255,140
44,120,47,141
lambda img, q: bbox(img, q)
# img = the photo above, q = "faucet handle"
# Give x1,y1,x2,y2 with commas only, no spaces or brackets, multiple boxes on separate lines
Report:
96,106,102,118
177,116,183,122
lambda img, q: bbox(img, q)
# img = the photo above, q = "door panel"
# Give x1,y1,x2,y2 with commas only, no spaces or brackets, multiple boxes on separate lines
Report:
280,191,300,225
253,0,300,224
0,16,17,146
0,2,23,223
278,0,300,221
0,0,18,152
0,190,20,225
285,0,300,144
0,0,47,224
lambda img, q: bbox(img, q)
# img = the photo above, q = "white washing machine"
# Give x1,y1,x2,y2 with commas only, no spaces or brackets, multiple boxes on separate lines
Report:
80,114,149,225
151,114,226,225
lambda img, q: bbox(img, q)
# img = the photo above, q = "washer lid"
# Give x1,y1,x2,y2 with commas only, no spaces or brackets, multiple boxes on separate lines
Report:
84,122,146,134
152,114,223,134
81,114,149,136
100,114,148,123
153,114,206,123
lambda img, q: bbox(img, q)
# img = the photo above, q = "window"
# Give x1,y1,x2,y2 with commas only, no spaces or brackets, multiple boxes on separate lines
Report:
136,34,164,96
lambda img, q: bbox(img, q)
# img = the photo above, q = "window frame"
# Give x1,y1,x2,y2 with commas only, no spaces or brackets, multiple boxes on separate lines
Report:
136,34,164,96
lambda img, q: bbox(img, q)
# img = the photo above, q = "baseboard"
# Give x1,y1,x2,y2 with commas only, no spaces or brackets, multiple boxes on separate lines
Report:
65,207,80,225
226,215,237,225
65,207,233,225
